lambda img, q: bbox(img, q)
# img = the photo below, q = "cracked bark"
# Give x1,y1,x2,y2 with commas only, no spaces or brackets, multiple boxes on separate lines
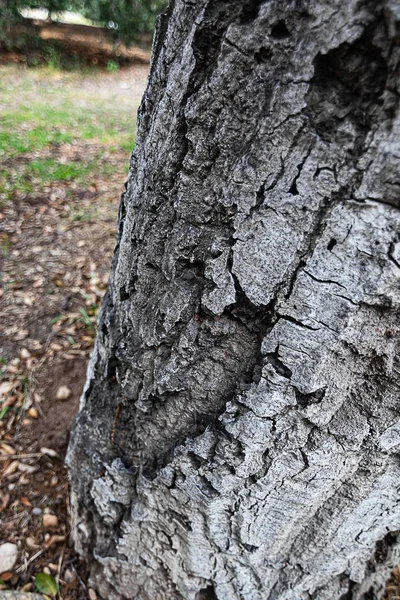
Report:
67,1,400,599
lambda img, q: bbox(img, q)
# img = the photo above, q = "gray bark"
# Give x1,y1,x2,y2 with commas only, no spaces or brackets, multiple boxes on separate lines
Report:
66,1,400,599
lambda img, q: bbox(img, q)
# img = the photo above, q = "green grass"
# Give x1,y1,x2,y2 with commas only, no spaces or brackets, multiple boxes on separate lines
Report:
0,66,135,176
29,157,118,182
0,64,137,206
0,169,34,202
0,128,73,157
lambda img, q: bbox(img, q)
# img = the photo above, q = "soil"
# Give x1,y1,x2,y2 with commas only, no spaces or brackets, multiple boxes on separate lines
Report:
24,360,86,451
0,59,149,598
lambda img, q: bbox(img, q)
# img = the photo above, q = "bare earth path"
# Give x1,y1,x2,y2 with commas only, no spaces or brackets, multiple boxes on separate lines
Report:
0,63,148,598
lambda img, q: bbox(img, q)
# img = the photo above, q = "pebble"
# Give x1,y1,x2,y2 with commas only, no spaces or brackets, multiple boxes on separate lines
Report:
31,507,42,516
56,385,71,401
0,543,18,573
42,514,58,528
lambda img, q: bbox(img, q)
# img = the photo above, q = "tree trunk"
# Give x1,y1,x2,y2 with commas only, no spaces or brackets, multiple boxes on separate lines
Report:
66,1,400,598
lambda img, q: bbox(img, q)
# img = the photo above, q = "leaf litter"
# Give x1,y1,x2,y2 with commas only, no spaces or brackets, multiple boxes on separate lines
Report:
0,61,148,598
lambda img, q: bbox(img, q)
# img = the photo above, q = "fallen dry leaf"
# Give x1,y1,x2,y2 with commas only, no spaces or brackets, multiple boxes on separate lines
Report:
13,329,29,341
40,447,58,458
0,492,10,511
50,343,63,351
18,462,38,474
44,534,66,549
3,461,19,476
0,382,15,397
25,537,39,550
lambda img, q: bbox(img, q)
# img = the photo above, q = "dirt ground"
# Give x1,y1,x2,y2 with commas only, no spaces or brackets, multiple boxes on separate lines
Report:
0,61,149,598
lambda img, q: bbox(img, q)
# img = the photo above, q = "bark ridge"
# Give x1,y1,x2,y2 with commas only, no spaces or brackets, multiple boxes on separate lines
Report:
67,1,400,599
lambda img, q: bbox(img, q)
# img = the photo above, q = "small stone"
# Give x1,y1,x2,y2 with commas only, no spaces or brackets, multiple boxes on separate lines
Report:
32,507,42,516
28,408,39,419
42,513,58,528
20,348,31,360
56,385,71,401
0,542,18,573
88,588,98,600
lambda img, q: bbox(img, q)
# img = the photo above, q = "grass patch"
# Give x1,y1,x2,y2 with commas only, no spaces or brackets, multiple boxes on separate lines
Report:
0,128,73,157
0,64,137,204
30,158,92,182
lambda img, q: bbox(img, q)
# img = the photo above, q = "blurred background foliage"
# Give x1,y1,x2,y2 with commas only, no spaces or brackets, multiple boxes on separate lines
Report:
0,0,167,48
82,0,167,40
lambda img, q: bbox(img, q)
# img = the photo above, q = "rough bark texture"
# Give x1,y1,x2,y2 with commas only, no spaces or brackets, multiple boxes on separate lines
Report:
67,1,400,599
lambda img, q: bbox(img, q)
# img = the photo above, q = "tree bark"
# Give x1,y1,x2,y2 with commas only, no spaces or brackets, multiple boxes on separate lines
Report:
67,1,400,599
